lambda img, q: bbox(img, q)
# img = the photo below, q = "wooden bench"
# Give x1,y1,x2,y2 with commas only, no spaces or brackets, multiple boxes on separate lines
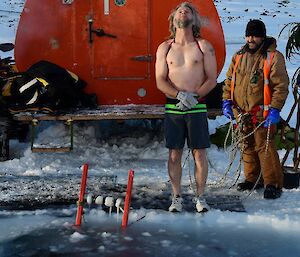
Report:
12,105,222,152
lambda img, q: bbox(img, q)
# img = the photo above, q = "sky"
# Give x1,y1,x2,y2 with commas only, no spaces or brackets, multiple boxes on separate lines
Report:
0,1,300,257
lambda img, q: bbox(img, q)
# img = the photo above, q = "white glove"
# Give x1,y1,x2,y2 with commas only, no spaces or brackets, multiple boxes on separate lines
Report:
176,101,188,111
176,91,198,110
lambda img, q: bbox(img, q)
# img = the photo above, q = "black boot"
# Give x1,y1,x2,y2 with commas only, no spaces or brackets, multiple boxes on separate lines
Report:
237,180,263,191
264,185,282,199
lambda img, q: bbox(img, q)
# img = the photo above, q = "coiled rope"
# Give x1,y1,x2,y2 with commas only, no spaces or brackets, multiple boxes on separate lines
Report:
183,114,272,201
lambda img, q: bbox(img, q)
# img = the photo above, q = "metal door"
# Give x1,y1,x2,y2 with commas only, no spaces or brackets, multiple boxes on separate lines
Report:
90,0,150,80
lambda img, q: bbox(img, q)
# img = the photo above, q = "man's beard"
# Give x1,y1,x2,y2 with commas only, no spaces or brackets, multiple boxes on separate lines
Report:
175,18,193,29
246,42,263,54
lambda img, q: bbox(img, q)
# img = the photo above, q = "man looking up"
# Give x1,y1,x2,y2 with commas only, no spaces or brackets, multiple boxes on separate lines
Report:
155,2,217,212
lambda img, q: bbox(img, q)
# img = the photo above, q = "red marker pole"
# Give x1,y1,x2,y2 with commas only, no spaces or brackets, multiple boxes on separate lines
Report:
75,164,89,226
121,169,134,230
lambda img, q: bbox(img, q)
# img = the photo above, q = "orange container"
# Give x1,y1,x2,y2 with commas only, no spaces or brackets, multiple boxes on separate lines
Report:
15,0,225,105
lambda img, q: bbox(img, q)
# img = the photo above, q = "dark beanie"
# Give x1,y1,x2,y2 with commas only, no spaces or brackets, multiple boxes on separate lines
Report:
245,19,266,37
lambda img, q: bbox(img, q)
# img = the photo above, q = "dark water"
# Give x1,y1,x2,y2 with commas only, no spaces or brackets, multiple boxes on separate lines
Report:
0,210,299,257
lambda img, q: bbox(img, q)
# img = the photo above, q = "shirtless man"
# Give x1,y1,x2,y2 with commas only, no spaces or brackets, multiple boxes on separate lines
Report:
155,2,217,212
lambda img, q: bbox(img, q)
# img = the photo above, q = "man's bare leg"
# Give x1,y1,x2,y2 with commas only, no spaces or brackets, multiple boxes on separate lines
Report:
168,149,183,196
193,149,208,196
193,149,209,212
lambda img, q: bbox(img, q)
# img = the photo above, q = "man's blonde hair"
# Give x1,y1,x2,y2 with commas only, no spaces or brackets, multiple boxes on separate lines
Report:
168,2,202,39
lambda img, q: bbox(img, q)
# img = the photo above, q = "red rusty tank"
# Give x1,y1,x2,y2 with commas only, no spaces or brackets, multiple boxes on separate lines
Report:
14,0,225,105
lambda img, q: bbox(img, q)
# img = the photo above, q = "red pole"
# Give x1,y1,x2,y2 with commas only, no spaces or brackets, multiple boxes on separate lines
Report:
121,169,134,229
75,164,89,226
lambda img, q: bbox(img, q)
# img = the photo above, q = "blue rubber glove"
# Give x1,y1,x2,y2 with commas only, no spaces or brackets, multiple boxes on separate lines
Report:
264,108,280,127
222,100,234,119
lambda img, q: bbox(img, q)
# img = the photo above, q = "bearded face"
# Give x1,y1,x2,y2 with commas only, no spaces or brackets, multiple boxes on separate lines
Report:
173,6,194,30
174,18,193,29
246,36,264,53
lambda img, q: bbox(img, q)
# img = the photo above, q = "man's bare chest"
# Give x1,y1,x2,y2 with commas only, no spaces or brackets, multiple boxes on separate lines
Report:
166,45,203,68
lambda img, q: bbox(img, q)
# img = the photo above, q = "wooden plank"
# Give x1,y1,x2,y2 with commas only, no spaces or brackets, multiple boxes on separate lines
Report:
12,105,222,122
32,147,72,153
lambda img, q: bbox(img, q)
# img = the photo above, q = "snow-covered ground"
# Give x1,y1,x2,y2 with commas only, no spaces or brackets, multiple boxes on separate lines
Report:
0,1,300,256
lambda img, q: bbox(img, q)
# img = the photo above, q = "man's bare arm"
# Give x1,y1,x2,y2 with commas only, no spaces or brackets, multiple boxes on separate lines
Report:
195,40,217,97
155,42,178,98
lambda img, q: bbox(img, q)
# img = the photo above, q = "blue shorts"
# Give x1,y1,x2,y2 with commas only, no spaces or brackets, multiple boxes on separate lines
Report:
164,112,210,149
